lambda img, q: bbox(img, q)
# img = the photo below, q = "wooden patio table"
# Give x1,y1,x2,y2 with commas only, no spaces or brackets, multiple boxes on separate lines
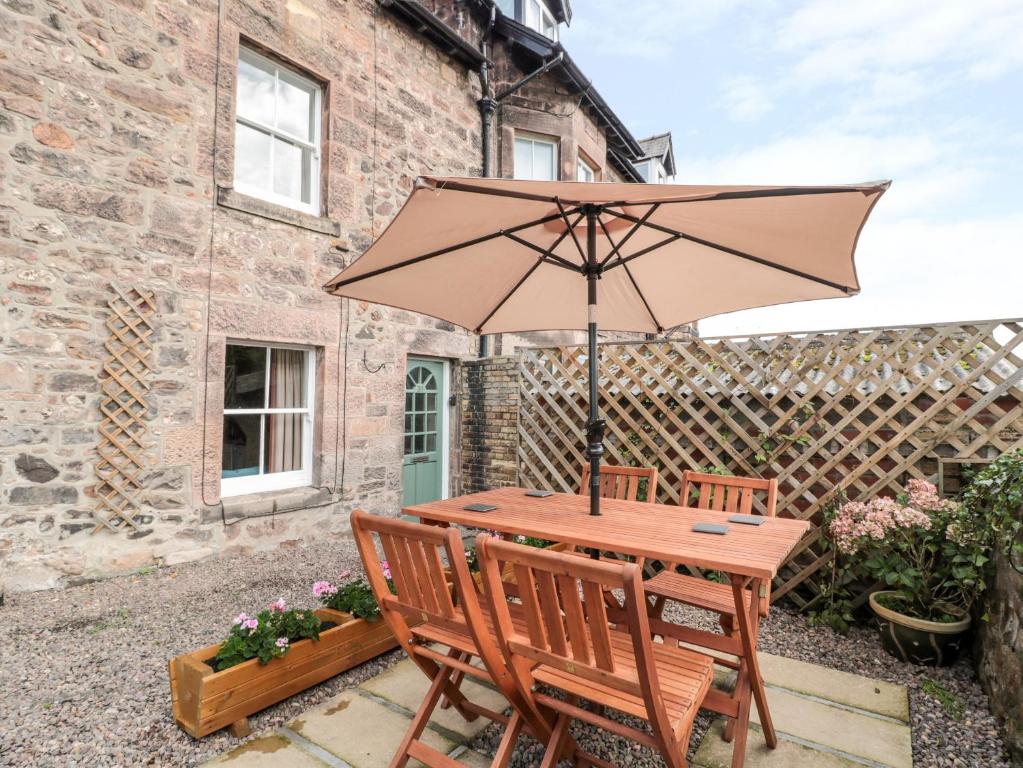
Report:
404,486,810,768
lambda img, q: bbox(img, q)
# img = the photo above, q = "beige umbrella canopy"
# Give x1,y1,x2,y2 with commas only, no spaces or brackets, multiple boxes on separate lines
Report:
324,176,889,518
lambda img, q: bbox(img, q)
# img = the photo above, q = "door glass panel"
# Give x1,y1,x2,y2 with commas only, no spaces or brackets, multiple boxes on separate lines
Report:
426,433,436,452
225,345,267,408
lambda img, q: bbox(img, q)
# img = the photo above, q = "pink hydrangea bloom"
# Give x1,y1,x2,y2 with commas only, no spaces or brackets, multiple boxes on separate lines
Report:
829,494,931,555
242,618,259,631
906,479,957,513
269,598,286,613
312,580,338,598
275,637,289,649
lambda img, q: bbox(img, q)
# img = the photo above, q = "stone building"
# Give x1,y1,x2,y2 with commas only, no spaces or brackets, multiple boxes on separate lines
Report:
0,0,675,592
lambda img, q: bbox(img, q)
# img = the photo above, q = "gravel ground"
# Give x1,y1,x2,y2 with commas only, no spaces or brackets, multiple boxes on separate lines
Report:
471,602,1012,768
0,537,402,768
0,542,1011,768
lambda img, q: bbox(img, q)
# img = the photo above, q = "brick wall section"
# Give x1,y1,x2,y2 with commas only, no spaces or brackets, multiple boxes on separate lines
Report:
460,356,519,493
976,548,1023,763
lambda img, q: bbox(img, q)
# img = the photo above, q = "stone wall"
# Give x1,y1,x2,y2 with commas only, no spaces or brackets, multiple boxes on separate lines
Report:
460,356,519,494
976,548,1023,764
0,0,483,590
0,0,650,592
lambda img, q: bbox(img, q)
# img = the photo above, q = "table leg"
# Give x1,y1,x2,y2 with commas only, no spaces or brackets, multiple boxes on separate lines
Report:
729,575,777,768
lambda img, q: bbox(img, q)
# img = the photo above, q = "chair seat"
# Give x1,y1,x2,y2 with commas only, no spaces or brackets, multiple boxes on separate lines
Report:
412,600,530,656
644,571,752,617
533,629,713,733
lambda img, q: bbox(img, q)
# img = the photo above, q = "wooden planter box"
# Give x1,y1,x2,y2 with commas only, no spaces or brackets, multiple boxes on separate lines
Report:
169,608,398,738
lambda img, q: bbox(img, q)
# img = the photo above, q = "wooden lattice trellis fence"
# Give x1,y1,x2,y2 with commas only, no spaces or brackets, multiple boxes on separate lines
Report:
516,318,1023,609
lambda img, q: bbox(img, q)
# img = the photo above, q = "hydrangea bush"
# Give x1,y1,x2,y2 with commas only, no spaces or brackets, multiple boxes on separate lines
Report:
214,599,322,670
826,479,990,622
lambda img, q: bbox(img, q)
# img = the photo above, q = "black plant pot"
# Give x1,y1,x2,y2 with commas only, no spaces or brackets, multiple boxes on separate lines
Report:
868,591,971,667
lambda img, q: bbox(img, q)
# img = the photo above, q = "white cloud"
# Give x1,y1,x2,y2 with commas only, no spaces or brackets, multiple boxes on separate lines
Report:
719,76,773,121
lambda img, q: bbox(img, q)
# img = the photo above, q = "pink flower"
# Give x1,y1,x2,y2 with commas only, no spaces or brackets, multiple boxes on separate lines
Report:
381,560,392,580
313,580,338,598
242,618,259,631
232,612,249,626
275,637,289,649
338,570,352,580
269,598,286,613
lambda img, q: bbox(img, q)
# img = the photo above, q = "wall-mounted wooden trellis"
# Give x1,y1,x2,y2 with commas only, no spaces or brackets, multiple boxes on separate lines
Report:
93,284,157,533
516,319,1023,609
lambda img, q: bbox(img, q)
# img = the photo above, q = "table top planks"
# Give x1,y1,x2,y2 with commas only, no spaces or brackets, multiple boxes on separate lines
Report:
404,487,811,580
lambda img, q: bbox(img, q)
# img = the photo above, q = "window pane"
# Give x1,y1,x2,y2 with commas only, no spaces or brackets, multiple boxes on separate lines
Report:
426,392,437,412
268,348,306,408
273,138,312,203
426,433,436,453
426,413,436,432
222,413,261,478
277,74,315,141
235,123,272,191
534,140,555,180
514,139,532,180
237,54,275,125
264,413,304,474
404,435,412,454
225,345,267,409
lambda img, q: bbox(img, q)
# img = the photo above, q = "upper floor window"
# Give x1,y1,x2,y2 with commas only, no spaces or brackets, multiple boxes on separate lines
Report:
222,342,315,496
234,47,322,215
514,134,558,181
499,0,559,40
576,155,597,182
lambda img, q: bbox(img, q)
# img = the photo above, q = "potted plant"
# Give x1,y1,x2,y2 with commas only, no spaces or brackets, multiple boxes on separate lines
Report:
829,480,987,665
169,571,401,739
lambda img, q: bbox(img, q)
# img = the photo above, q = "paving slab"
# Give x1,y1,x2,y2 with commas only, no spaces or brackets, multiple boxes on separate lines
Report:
693,719,867,768
202,734,330,767
758,652,909,722
750,686,912,768
359,658,507,740
288,691,455,768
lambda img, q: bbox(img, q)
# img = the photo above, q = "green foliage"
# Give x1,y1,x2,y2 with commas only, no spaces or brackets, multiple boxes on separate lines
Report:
320,578,386,621
214,607,321,671
961,448,1023,568
808,493,857,634
921,678,965,720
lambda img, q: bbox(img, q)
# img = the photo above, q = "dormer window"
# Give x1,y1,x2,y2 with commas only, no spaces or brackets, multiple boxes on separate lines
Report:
499,0,559,40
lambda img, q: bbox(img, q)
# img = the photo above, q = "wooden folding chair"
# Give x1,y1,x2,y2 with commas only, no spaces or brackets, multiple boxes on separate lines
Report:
476,534,714,768
645,471,779,624
579,463,659,503
351,510,539,768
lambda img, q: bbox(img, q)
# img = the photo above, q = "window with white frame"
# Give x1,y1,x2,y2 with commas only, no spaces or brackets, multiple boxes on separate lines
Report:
221,343,314,496
576,155,596,182
524,0,559,39
514,134,558,180
234,47,322,215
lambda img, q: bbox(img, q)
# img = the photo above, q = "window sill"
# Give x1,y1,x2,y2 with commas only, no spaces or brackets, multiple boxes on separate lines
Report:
201,485,333,525
217,186,341,236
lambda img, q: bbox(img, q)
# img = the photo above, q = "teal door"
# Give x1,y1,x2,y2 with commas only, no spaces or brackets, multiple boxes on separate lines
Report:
402,358,444,506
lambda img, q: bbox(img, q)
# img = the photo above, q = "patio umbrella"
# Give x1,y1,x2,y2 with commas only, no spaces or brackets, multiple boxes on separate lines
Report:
324,176,888,519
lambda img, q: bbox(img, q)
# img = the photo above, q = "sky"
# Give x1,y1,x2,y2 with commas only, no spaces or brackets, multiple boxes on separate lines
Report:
561,0,1023,337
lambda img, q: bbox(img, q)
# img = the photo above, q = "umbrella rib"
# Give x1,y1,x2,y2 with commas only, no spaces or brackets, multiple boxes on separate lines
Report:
503,232,583,272
598,203,658,267
602,209,856,294
326,210,575,289
556,198,586,265
621,260,664,333
476,214,585,332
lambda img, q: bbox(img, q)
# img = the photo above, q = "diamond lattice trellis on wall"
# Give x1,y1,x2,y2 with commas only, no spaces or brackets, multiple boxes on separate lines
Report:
93,284,157,533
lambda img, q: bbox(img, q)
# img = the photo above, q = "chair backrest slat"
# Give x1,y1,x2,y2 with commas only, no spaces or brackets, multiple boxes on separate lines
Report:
679,471,780,613
477,536,667,712
579,464,658,504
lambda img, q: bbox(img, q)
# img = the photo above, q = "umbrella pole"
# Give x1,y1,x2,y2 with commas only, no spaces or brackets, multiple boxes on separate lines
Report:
584,206,605,526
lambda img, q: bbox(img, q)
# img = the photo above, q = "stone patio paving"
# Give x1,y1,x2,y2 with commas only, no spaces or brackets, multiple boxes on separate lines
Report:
203,651,912,768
